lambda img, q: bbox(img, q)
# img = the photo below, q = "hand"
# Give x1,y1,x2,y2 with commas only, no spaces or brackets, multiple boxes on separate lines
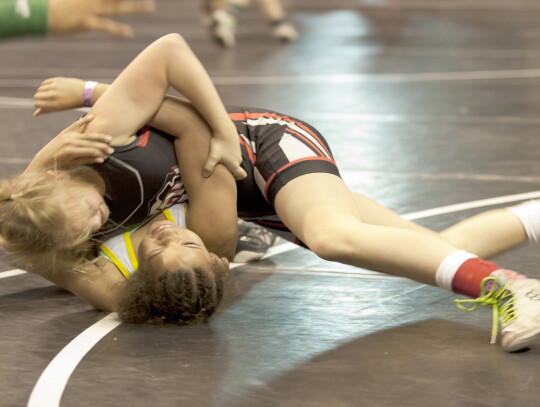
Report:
203,132,247,180
27,115,114,171
33,77,87,117
48,0,155,38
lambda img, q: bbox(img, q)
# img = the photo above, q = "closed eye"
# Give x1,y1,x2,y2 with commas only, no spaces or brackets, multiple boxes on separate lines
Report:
183,242,201,249
147,248,165,261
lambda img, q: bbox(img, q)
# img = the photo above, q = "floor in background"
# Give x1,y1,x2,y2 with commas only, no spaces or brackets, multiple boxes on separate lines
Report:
2,1,540,406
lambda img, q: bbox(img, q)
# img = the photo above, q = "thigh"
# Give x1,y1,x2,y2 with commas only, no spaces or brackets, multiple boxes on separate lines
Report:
351,192,440,237
273,173,361,243
274,174,441,244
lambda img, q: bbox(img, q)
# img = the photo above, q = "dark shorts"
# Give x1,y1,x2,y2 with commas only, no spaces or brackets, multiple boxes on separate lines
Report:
230,108,341,244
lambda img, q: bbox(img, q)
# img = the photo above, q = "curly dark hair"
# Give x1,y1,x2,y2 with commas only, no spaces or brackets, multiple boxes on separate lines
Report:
116,256,232,325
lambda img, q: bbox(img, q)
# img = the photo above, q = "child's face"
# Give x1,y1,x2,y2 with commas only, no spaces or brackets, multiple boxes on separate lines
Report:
60,183,110,242
137,220,220,273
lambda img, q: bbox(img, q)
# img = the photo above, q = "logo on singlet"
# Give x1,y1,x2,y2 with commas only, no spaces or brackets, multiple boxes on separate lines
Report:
148,166,187,214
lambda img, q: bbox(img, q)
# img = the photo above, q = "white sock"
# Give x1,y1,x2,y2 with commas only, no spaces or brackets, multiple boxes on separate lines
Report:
435,250,477,291
507,199,540,243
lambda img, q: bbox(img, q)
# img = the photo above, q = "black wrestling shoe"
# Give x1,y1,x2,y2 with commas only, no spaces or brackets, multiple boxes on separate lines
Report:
234,220,279,263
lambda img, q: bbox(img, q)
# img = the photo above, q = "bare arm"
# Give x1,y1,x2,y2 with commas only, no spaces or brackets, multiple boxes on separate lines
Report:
24,115,113,173
82,34,245,179
28,100,238,308
35,258,127,311
155,98,239,259
33,35,245,178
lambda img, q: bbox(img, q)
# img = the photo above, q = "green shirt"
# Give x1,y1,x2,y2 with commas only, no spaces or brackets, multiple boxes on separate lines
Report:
0,0,48,39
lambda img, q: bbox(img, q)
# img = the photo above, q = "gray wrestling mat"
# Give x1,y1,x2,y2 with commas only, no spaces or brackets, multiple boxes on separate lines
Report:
2,0,540,406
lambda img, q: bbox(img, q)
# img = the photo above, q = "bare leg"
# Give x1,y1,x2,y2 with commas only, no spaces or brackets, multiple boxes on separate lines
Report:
274,173,458,285
350,192,528,259
254,0,285,21
351,192,441,237
439,209,527,259
254,0,298,41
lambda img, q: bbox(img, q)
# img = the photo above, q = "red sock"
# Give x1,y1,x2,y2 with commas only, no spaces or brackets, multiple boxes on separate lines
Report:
451,258,500,298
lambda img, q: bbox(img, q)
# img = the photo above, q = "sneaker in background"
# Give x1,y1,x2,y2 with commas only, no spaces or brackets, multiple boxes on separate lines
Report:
271,21,299,42
212,9,237,47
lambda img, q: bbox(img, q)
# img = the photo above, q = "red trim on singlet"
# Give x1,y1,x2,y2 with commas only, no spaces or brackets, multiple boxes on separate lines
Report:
263,156,336,199
294,120,333,158
285,128,328,159
228,112,247,120
230,111,334,159
238,135,256,164
136,126,150,147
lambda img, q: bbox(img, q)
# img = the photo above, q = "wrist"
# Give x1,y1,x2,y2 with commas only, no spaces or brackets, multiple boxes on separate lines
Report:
83,81,98,107
213,120,237,136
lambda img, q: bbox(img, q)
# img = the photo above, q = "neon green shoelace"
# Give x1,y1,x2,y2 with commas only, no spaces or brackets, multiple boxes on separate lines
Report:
455,277,518,344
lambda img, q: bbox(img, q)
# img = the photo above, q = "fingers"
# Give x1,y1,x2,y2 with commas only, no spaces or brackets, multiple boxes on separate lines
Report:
56,115,94,133
84,1,156,37
77,114,95,127
202,156,218,178
78,132,113,147
232,166,247,180
71,132,114,153
203,157,247,180
33,90,55,101
75,114,95,132
85,16,134,37
99,0,155,15
33,100,52,115
35,78,56,91
33,87,58,115
58,132,114,164
34,79,58,100
68,114,94,132
63,147,111,164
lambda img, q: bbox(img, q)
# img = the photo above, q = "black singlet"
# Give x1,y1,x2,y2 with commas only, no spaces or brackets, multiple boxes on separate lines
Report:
92,107,340,245
92,126,186,236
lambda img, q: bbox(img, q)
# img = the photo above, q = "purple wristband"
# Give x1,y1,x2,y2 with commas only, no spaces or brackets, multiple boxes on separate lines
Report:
83,81,97,107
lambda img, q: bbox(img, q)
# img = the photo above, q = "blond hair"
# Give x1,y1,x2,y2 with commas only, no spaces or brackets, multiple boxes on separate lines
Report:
0,171,95,274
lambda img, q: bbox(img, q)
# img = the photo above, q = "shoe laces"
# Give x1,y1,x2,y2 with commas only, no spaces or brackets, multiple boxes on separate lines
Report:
454,277,518,344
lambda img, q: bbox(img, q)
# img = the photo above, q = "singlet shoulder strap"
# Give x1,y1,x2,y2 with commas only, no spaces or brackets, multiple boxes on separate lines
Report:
123,231,139,272
162,204,188,224
163,207,176,223
108,204,187,277
99,244,132,279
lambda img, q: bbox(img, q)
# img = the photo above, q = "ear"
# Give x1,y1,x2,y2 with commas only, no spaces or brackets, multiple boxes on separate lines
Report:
46,169,70,180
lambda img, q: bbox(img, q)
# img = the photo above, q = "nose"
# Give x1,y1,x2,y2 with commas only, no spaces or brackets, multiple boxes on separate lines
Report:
155,227,181,243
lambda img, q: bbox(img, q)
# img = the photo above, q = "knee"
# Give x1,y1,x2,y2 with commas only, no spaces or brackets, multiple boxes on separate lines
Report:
304,228,352,263
158,33,188,51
